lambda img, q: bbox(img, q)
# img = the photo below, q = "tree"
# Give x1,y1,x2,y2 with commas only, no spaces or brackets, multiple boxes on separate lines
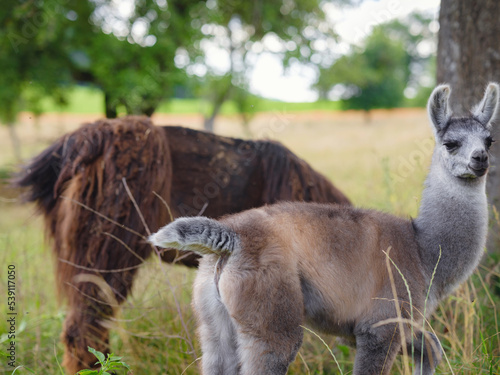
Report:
0,0,76,160
0,0,205,127
82,0,203,117
187,0,337,131
315,13,435,120
437,0,500,252
319,27,408,119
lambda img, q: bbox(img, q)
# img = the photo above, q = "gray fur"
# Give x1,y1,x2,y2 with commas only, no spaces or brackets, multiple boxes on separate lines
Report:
472,82,499,128
414,83,498,305
148,216,240,255
192,261,240,374
149,83,499,375
428,84,451,135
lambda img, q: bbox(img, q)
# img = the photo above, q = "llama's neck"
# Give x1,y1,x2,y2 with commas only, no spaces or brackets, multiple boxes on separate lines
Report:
413,153,488,304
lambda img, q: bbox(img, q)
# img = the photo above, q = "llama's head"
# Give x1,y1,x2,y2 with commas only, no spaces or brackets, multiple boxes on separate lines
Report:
427,83,499,180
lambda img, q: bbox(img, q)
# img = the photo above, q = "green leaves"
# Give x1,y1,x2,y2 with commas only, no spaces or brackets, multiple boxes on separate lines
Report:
315,12,436,113
76,347,131,375
88,347,105,365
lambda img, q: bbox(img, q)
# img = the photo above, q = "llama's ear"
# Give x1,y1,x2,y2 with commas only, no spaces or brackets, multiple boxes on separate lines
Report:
472,82,499,129
428,84,451,135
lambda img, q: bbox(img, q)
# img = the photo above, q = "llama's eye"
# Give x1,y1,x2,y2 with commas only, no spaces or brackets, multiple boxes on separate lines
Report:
485,136,495,149
443,141,459,151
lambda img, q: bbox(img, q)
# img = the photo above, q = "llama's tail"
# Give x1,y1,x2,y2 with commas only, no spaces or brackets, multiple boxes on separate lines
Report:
149,217,241,256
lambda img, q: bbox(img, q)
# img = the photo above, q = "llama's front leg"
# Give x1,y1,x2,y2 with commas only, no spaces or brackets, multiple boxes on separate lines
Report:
410,331,442,375
353,324,401,375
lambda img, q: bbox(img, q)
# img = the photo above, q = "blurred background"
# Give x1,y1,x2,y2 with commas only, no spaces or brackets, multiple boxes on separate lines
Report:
1,0,500,374
0,0,439,154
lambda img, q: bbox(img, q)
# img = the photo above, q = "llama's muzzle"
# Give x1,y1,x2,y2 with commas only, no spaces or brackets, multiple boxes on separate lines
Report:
469,149,489,176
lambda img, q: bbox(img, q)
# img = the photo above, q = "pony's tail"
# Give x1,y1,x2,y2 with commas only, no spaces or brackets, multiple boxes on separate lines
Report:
149,217,241,256
13,116,172,300
14,116,174,373
13,129,68,217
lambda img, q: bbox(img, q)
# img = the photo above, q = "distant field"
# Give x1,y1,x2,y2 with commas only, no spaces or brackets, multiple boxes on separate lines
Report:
33,85,343,116
1,110,499,374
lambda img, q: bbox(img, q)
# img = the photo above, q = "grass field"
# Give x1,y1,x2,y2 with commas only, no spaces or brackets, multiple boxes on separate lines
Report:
30,85,343,116
0,109,499,374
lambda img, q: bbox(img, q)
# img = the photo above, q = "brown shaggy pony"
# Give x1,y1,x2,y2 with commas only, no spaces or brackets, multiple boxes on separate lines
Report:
14,116,350,373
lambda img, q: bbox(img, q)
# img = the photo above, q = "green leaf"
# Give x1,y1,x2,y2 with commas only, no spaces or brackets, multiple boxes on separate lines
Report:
120,362,131,370
76,370,99,375
107,354,123,362
87,347,106,365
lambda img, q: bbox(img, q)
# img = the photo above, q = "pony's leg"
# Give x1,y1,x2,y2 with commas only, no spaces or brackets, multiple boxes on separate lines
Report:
61,303,112,374
410,331,442,375
353,323,402,375
61,270,137,373
193,260,240,374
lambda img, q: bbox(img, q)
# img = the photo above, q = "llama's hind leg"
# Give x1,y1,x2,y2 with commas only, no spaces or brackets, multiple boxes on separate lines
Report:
193,264,240,374
235,326,303,375
410,331,442,375
221,268,304,375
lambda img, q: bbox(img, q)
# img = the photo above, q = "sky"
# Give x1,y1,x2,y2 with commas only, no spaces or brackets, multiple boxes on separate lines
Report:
249,0,441,102
113,0,441,102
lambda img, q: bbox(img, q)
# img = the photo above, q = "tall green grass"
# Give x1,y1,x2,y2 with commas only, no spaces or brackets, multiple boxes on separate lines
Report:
1,110,499,374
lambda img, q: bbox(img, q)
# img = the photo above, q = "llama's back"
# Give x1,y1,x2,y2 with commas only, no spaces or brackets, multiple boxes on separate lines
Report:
218,202,427,323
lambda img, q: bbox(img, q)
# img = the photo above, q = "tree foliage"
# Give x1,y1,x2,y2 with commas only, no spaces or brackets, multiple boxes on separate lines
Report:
187,0,337,130
0,0,204,122
315,12,436,114
0,1,436,135
0,0,343,132
0,0,75,123
84,0,203,116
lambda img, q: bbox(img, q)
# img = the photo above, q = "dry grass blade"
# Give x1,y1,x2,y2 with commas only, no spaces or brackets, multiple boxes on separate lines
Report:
57,258,144,273
102,231,148,263
383,246,411,375
122,177,196,356
60,195,146,239
420,245,442,374
181,357,202,375
297,351,311,375
301,325,344,375
122,177,152,237
153,190,174,222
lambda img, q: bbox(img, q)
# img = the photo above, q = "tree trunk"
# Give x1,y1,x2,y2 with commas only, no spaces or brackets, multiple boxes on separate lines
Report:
203,115,216,133
7,122,21,162
143,106,156,117
363,110,372,124
105,92,117,119
437,0,500,252
203,85,232,133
